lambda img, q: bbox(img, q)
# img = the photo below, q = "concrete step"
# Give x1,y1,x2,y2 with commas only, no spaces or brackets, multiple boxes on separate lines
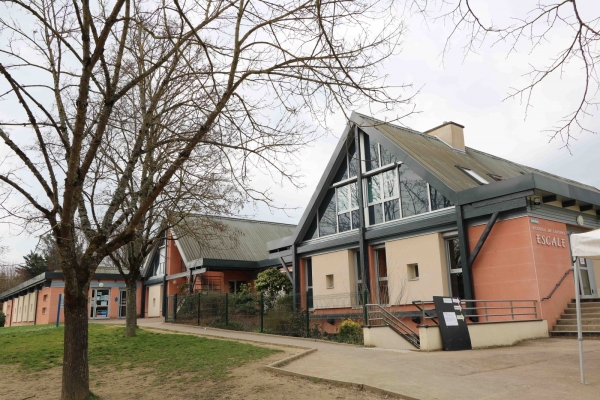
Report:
567,302,600,308
563,307,600,314
550,331,600,337
560,313,600,319
553,324,600,331
556,318,600,325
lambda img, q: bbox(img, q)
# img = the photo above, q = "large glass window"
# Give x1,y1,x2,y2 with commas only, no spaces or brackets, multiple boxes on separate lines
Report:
319,189,337,237
333,141,357,183
306,258,313,309
399,164,429,217
446,238,464,299
364,135,397,171
337,182,359,232
367,169,400,226
375,248,389,305
429,185,453,211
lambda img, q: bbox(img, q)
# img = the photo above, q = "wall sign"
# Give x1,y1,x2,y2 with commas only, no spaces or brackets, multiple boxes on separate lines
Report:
531,224,567,248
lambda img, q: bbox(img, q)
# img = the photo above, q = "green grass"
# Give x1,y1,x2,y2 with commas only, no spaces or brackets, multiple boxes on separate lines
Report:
0,324,277,381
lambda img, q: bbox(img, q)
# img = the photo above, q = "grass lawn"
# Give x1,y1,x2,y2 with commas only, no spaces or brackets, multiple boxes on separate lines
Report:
0,324,277,382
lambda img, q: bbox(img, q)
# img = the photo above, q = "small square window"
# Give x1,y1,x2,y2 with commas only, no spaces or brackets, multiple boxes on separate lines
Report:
326,274,334,289
42,307,47,315
153,298,156,307
43,294,48,302
408,263,419,280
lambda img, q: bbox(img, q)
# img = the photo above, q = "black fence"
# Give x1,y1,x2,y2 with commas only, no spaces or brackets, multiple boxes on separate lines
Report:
165,291,364,344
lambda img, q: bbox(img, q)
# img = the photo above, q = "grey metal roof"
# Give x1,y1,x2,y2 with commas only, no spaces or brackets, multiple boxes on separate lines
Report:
354,113,600,194
172,215,296,264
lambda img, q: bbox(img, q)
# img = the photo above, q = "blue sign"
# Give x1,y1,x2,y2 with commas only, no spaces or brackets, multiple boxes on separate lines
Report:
114,297,118,302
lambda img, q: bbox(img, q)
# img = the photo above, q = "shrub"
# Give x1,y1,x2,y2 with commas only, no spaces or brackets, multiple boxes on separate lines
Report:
0,311,5,327
337,319,363,344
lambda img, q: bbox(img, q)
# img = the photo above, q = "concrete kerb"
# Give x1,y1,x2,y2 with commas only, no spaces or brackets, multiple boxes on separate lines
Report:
264,364,418,400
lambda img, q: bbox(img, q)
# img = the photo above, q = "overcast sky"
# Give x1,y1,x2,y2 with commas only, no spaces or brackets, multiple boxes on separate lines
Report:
2,1,600,264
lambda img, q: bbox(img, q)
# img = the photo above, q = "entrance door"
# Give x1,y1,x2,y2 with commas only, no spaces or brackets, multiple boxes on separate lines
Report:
90,289,110,319
446,238,465,299
577,257,598,299
375,248,389,305
118,290,127,318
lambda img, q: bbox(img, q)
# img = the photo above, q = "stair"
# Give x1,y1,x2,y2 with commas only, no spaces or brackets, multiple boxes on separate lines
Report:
550,298,600,337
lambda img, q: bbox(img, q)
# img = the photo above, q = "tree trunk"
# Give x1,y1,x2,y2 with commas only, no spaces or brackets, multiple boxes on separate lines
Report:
61,287,90,400
125,279,137,337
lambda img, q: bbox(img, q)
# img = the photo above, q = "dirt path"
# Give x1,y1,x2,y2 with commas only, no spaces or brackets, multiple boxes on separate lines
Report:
0,343,392,400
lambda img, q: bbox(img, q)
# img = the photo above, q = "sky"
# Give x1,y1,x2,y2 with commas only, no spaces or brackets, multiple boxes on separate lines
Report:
2,1,600,264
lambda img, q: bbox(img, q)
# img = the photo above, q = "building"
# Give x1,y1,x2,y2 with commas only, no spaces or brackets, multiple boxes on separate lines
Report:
0,268,142,327
267,112,600,339
0,216,296,325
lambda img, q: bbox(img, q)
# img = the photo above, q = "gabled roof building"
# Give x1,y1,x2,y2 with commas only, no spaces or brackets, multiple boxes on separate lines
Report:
269,112,600,338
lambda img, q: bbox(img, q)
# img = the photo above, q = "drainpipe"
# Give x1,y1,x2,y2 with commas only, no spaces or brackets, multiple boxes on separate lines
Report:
355,124,370,302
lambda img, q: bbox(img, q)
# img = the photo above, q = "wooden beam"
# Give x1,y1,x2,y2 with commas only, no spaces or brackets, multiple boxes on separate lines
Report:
542,195,557,203
562,199,577,208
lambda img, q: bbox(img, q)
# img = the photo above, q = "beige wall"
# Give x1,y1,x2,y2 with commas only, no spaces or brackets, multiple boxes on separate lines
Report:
311,249,356,308
27,292,37,322
147,285,163,317
385,233,449,304
363,326,418,350
419,321,549,351
12,297,18,323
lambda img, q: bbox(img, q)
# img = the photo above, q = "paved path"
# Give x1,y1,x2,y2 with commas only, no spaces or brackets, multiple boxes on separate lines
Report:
94,318,600,400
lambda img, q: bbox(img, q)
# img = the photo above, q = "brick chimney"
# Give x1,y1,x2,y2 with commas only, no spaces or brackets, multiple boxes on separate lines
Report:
424,121,465,152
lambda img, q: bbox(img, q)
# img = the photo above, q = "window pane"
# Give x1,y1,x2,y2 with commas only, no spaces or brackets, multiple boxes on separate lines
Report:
399,164,429,217
367,174,381,203
447,238,461,270
376,249,387,277
337,186,349,212
304,216,318,240
338,212,351,232
380,145,396,166
351,210,360,230
383,169,397,199
350,182,359,209
348,141,358,178
430,185,453,211
368,204,383,225
306,258,313,287
365,135,380,171
319,189,337,236
384,199,400,221
333,157,348,183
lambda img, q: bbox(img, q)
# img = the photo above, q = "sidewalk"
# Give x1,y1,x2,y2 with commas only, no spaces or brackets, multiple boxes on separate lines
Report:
95,318,600,400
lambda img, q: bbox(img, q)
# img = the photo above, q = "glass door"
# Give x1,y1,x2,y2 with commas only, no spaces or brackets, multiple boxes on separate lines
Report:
375,248,389,305
446,238,465,299
118,290,127,318
90,289,110,319
577,257,598,299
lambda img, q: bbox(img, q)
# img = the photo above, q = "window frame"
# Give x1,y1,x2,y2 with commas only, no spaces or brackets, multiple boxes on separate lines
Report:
365,166,401,227
335,182,360,232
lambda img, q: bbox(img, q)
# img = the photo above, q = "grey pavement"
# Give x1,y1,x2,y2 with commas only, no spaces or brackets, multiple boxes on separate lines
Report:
93,318,600,400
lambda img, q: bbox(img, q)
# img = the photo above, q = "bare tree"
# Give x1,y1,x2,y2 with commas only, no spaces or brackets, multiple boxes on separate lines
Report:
408,0,600,147
0,0,409,398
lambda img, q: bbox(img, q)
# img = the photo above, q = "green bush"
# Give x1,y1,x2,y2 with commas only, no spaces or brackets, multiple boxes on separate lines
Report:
0,311,6,327
337,319,363,344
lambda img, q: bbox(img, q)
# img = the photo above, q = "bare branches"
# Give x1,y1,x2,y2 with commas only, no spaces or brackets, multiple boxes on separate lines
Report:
411,0,600,147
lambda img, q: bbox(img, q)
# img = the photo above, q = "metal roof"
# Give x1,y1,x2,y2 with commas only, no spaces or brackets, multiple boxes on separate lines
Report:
354,113,600,194
172,215,296,264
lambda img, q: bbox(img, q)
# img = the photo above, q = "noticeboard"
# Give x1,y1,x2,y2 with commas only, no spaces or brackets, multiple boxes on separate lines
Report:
433,296,472,351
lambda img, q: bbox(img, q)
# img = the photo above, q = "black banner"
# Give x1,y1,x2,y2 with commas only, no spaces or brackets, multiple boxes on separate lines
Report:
433,296,472,351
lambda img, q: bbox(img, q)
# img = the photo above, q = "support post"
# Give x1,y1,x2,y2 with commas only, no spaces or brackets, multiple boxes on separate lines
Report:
173,293,177,321
363,289,368,326
189,269,194,293
197,292,201,326
456,205,475,309
292,244,299,310
279,257,293,284
225,293,229,326
56,293,62,327
573,258,586,384
162,274,167,320
306,290,310,338
468,212,499,267
260,292,264,333
355,125,370,302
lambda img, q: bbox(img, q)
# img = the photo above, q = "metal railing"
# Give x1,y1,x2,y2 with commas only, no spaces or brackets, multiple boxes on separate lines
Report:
412,299,539,326
366,304,420,349
541,268,573,301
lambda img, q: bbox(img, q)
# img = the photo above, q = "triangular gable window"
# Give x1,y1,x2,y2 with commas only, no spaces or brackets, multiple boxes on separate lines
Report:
364,134,397,171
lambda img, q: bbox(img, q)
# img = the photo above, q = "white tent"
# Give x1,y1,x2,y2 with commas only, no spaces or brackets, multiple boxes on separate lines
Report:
568,229,600,385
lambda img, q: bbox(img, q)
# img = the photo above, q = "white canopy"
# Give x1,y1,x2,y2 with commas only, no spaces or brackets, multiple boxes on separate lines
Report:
570,229,600,260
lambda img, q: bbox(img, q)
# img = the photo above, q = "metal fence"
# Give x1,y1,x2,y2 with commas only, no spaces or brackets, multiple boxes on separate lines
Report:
165,291,364,344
